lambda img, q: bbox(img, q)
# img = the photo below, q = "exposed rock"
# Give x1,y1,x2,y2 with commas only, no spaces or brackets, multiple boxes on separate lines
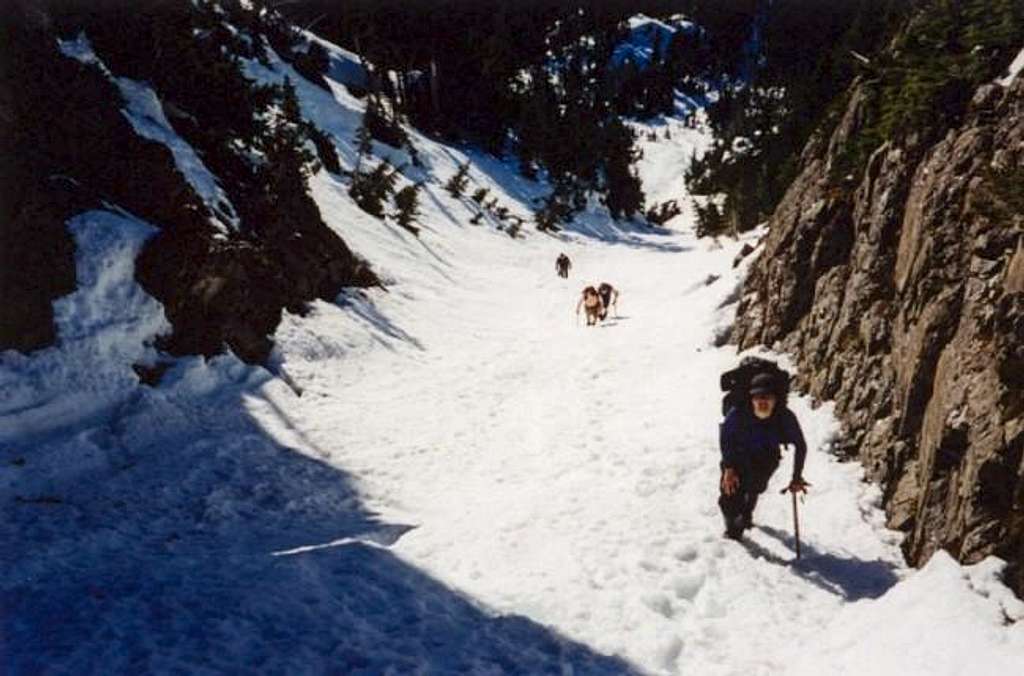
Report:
2,1,377,364
732,243,755,268
0,180,81,352
734,73,1024,594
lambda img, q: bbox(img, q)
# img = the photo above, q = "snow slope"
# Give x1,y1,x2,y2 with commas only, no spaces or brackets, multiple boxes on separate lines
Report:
4,19,1024,676
612,14,697,69
998,45,1024,86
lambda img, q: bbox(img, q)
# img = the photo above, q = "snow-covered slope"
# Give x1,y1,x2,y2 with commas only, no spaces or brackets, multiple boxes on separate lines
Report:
998,45,1024,86
612,14,697,69
3,19,1023,676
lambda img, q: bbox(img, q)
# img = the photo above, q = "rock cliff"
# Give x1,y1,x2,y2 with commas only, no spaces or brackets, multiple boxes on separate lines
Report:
734,74,1024,594
1,1,377,365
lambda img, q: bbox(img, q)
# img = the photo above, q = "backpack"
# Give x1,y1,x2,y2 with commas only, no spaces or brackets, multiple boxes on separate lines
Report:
720,356,791,416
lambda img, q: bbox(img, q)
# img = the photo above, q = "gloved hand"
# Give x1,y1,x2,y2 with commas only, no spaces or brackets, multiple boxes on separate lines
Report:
786,477,810,494
721,467,740,496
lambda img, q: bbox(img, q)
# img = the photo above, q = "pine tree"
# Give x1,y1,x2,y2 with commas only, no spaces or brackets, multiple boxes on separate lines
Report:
393,183,421,235
365,97,409,149
355,118,373,172
694,199,727,238
445,162,470,198
305,125,340,174
349,159,398,219
602,117,644,220
534,190,571,232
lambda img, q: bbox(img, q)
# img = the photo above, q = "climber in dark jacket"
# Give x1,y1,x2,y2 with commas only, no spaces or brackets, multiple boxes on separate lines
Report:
719,372,809,539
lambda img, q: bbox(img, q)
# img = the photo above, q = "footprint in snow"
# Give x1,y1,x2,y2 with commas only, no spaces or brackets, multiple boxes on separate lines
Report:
657,636,684,671
673,544,699,562
642,592,675,618
672,571,706,601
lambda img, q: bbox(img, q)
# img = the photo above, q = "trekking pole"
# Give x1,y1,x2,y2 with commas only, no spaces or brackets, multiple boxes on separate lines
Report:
791,490,801,560
780,486,802,560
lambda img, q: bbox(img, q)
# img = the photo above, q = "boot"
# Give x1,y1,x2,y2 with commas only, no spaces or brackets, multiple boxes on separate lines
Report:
742,492,759,530
723,512,745,540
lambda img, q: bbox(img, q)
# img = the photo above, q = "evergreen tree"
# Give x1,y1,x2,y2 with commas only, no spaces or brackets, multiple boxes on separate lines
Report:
693,199,726,238
365,97,409,149
445,162,470,198
354,116,373,174
350,160,398,218
602,117,644,220
393,183,422,235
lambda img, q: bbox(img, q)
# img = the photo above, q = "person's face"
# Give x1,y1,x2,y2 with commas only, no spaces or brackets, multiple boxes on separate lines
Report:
751,393,777,419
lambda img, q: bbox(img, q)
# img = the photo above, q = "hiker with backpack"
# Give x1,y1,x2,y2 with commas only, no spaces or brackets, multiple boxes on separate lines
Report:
718,358,810,540
597,282,619,320
556,253,571,278
575,285,604,326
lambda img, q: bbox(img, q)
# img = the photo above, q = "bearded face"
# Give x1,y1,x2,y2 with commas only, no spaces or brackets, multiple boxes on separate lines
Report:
751,393,777,419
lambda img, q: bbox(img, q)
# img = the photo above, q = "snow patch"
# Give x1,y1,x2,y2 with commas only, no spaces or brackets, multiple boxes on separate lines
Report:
303,29,369,90
612,13,696,70
0,210,168,445
56,31,111,76
788,551,1024,674
997,46,1024,86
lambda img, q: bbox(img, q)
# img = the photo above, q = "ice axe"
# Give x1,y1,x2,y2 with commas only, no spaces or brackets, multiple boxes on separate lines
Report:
780,482,809,560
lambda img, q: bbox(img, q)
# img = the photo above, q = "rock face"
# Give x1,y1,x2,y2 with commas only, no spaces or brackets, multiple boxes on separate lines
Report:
733,75,1024,595
1,1,377,364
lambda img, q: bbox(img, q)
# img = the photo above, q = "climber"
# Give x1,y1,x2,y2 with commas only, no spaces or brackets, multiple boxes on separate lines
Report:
556,253,571,278
718,364,810,540
576,285,604,326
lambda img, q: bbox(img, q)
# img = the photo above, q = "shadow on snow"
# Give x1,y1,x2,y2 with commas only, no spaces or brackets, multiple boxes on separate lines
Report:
745,525,901,601
557,216,691,254
456,146,692,255
2,368,637,674
336,289,425,352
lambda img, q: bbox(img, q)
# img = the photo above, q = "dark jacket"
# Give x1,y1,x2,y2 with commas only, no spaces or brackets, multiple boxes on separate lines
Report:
719,405,807,482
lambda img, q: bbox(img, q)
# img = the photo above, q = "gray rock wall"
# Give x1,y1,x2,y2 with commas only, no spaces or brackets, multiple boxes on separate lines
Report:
733,77,1024,595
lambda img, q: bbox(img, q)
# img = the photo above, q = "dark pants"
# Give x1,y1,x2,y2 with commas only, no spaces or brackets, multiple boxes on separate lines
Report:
719,451,780,537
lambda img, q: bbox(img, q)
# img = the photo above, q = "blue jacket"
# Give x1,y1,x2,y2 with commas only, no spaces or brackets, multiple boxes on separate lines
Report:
720,405,807,481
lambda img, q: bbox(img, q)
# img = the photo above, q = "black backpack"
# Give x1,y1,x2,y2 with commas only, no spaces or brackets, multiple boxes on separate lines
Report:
720,357,791,416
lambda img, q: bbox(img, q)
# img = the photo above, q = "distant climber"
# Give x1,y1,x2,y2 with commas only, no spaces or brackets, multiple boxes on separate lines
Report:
576,285,604,326
597,282,618,320
718,359,809,540
556,253,572,278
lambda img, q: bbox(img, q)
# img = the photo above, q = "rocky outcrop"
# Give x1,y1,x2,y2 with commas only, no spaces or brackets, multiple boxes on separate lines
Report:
1,1,377,364
734,76,1024,595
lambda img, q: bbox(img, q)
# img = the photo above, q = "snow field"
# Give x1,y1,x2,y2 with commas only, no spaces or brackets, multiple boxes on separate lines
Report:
3,23,1023,676
266,176,912,674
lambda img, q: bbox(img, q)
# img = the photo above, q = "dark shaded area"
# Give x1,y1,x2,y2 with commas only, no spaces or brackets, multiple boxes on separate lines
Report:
687,0,913,236
0,181,82,352
751,526,901,601
0,1,209,353
1,0,378,363
1,369,639,674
